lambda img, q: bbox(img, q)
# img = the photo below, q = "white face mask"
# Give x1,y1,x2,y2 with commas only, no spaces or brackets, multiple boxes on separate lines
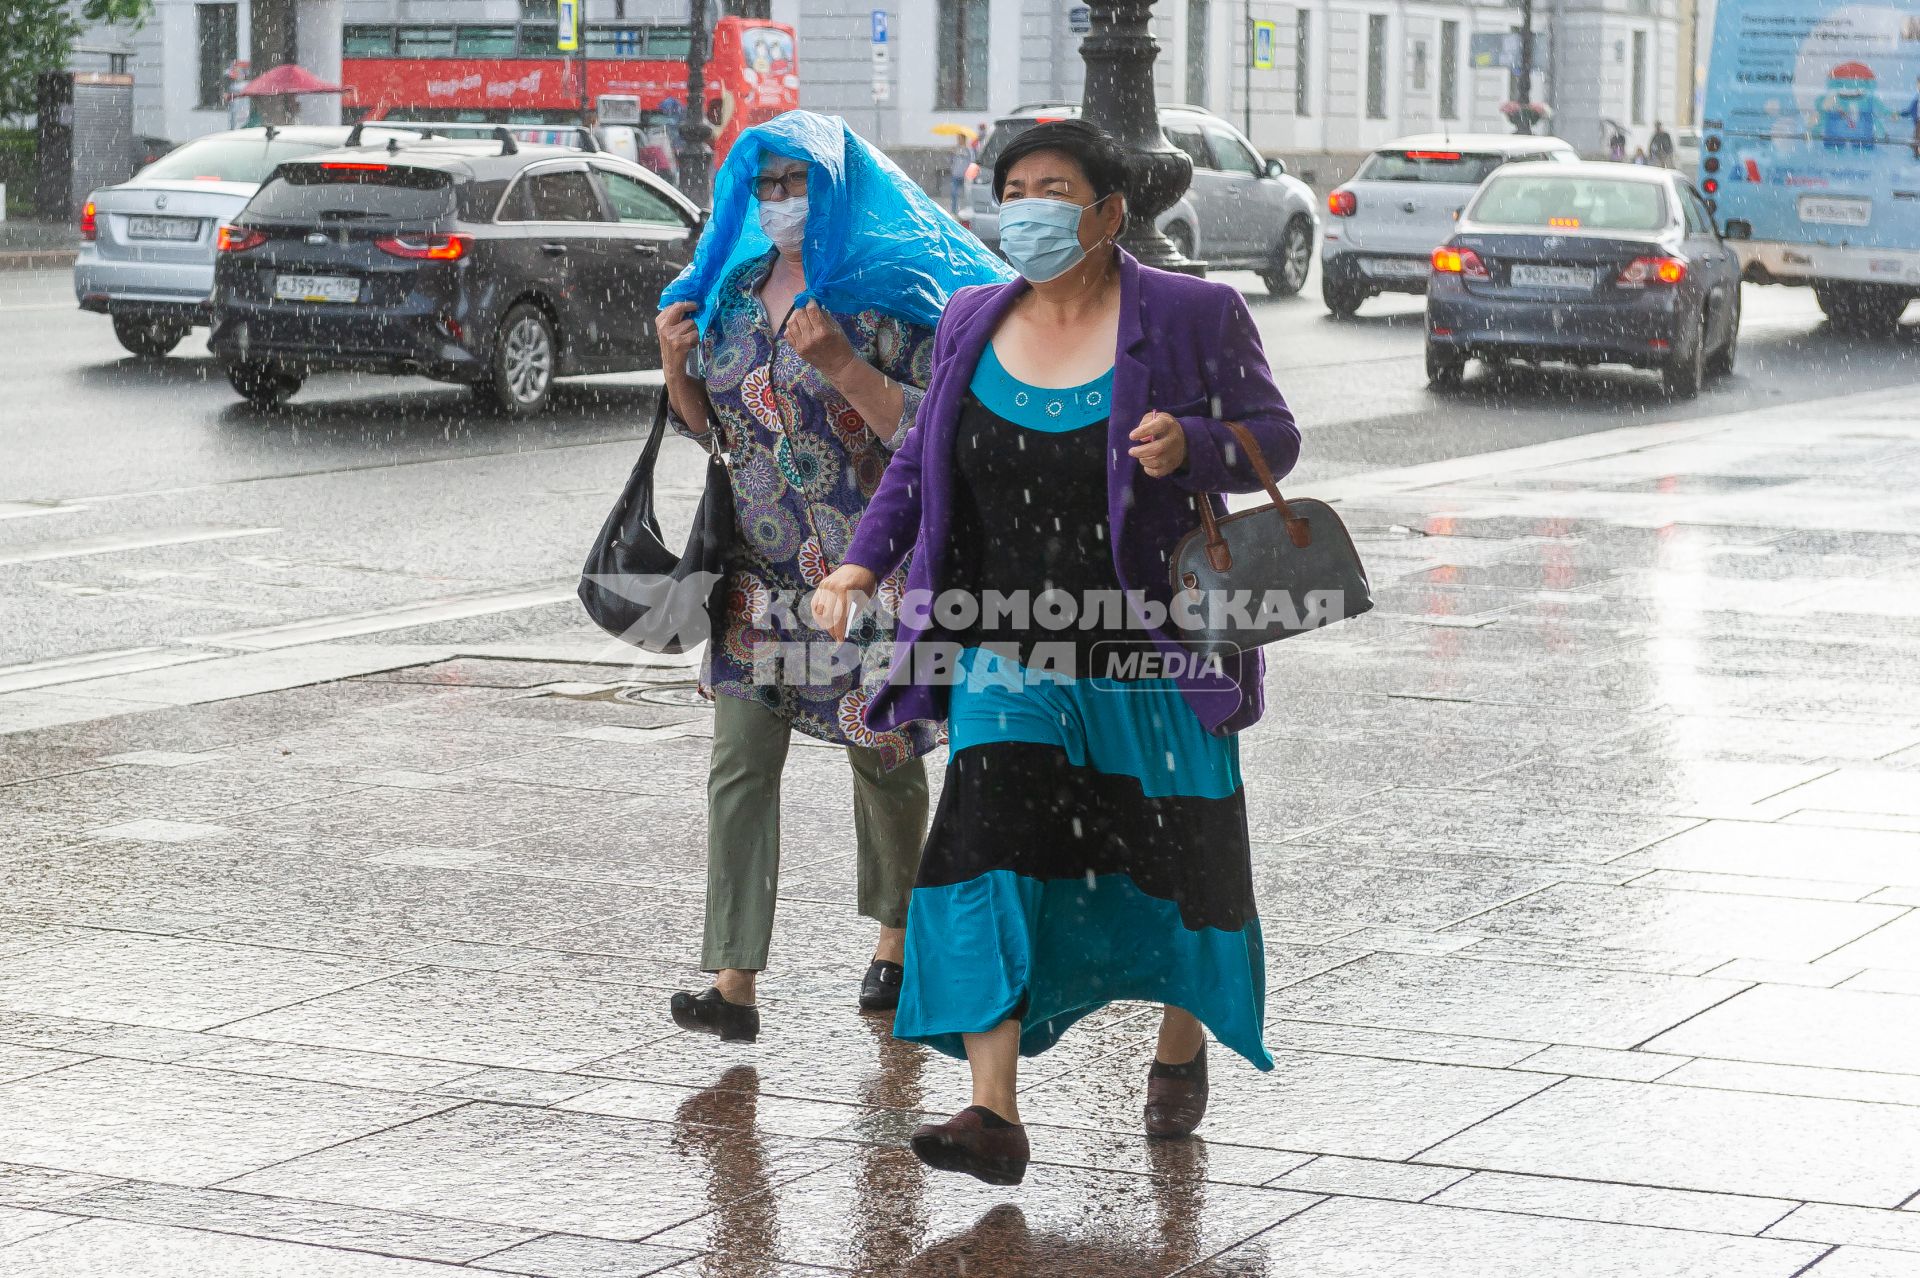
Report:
758,195,809,251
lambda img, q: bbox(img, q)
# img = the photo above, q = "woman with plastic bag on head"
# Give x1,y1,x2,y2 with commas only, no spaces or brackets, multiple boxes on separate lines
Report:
653,110,1013,1044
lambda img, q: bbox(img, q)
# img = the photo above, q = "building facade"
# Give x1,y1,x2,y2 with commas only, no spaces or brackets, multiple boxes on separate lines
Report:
65,0,1685,173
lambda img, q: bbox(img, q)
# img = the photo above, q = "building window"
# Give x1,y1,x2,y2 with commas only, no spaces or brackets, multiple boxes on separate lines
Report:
1631,30,1648,124
195,4,237,110
1366,15,1388,119
1411,39,1428,93
936,0,990,111
1439,20,1459,119
1294,9,1310,116
1185,0,1209,106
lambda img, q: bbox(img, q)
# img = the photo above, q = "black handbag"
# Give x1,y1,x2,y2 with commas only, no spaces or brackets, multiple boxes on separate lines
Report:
577,393,736,654
1169,420,1372,653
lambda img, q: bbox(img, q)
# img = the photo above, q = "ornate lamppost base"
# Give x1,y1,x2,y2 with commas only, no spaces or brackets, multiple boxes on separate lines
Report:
1081,0,1201,275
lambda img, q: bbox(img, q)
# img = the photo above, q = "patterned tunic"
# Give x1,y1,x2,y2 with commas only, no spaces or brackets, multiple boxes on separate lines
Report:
678,252,940,769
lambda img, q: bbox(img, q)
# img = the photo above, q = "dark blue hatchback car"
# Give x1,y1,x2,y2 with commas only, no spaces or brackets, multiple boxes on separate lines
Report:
1425,162,1743,398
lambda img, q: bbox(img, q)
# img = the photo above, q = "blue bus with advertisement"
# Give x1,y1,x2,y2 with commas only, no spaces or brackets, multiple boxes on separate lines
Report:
1702,0,1920,333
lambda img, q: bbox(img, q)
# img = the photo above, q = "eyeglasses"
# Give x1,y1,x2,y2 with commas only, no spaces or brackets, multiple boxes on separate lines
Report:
754,170,809,200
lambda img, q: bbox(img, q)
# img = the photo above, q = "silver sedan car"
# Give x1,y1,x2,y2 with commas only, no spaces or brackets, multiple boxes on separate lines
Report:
74,124,410,357
968,104,1323,296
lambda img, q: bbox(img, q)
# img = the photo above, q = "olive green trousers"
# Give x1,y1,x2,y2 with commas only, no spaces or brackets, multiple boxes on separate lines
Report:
702,691,929,972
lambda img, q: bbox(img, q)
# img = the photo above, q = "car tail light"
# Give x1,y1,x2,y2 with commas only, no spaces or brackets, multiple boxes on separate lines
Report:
1403,150,1462,161
376,233,472,261
1431,246,1489,279
321,161,389,171
1618,256,1687,287
217,225,267,253
1328,190,1357,217
80,200,97,241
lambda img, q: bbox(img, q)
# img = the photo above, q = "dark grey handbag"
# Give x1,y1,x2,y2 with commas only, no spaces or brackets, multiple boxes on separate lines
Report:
1168,420,1372,653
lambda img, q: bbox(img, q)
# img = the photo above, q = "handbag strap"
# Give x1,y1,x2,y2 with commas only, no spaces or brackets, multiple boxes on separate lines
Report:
1192,421,1311,573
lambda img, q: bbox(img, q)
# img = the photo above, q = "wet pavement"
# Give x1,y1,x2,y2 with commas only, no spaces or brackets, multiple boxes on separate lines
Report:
4,384,1920,1275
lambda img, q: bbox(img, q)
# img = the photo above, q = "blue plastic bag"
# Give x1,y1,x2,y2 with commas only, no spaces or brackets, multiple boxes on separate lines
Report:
661,110,1013,333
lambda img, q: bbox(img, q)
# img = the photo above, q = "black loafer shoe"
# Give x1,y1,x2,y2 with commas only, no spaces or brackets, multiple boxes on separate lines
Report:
669,987,760,1042
859,959,904,1011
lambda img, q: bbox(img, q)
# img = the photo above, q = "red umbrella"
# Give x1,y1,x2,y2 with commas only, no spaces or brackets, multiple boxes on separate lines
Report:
232,64,345,97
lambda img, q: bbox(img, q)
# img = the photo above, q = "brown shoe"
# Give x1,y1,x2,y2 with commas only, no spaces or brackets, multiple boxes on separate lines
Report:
1144,1042,1208,1138
910,1106,1030,1185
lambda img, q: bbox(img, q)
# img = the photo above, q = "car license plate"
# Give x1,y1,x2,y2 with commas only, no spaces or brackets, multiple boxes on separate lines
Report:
126,215,201,241
1366,258,1428,278
1510,264,1594,289
273,274,361,304
1799,196,1871,227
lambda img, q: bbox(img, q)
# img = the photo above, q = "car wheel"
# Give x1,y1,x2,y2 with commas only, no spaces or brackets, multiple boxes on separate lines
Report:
1324,278,1364,319
1662,317,1707,399
486,302,557,417
1707,294,1740,379
225,361,303,409
1815,283,1910,337
1425,342,1465,390
113,314,189,358
1260,217,1314,297
1166,222,1197,266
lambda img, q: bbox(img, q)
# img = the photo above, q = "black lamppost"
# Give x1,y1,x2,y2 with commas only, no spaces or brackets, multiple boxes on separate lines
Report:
1080,0,1197,273
1515,0,1537,135
677,0,715,206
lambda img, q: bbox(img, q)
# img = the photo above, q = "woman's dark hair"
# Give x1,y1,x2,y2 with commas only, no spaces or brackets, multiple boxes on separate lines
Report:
992,118,1131,204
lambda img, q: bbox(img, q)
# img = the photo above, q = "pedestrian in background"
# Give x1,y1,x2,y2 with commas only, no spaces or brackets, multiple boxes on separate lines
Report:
949,134,974,214
653,112,1013,1044
1649,120,1675,168
813,119,1299,1185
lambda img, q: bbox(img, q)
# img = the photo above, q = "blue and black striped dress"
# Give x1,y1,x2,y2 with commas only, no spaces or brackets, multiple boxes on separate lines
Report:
891,345,1273,1071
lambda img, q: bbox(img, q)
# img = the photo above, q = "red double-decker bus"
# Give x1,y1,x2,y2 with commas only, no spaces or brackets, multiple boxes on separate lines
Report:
339,16,797,166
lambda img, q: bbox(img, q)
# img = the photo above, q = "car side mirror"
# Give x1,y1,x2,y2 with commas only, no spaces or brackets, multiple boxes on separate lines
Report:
1264,158,1286,179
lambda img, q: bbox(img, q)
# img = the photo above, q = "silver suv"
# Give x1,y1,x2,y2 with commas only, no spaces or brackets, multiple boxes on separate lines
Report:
1321,133,1577,317
968,104,1323,296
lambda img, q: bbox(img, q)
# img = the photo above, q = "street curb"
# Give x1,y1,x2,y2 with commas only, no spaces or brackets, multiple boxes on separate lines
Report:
0,248,78,271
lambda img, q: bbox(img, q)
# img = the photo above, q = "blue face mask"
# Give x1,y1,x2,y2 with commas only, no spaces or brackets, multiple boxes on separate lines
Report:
997,195,1112,283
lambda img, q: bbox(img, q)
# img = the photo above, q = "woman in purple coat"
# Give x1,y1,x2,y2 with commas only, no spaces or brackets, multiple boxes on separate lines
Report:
813,120,1300,1185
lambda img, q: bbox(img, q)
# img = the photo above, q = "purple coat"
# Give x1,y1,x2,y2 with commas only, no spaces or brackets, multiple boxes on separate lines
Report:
843,249,1300,737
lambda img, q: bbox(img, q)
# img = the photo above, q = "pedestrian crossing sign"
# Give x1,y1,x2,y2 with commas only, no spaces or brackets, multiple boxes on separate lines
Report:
557,0,579,51
1253,20,1276,70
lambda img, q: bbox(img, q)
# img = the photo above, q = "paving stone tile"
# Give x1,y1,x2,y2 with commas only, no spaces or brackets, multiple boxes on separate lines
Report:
1268,1156,1471,1201
1616,821,1920,887
1660,1058,1920,1108
0,920,95,960
181,1040,482,1092
62,1026,228,1062
0,1043,88,1083
0,1218,479,1276
1456,937,1730,976
646,1144,1318,1274
1805,1248,1920,1277
1424,1076,1920,1206
1456,882,1902,962
1319,925,1482,956
225,1102,848,1240
87,818,232,842
221,967,684,1072
1824,913,1920,973
0,935,404,1032
1198,1196,1820,1277
1279,790,1696,865
466,1234,700,1278
1431,1169,1796,1234
1267,952,1744,1049
96,750,225,768
1266,1019,1541,1069
1711,958,1866,988
1774,771,1920,819
52,1181,538,1262
1629,869,1882,901
0,1205,81,1246
428,1068,607,1106
0,1164,122,1209
1468,760,1831,817
1768,1204,1920,1252
1646,985,1920,1077
0,1058,452,1186
1020,1042,1555,1161
1510,1045,1691,1081
558,1078,875,1139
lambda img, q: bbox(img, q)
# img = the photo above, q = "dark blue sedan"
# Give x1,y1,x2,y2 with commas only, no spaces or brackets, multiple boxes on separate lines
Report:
1424,162,1743,398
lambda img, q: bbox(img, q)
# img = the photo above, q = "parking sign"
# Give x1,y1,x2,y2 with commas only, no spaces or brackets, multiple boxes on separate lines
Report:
871,10,888,44
1252,19,1276,69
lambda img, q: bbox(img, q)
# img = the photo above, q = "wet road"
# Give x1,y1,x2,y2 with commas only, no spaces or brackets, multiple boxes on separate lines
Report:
2,266,1916,671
